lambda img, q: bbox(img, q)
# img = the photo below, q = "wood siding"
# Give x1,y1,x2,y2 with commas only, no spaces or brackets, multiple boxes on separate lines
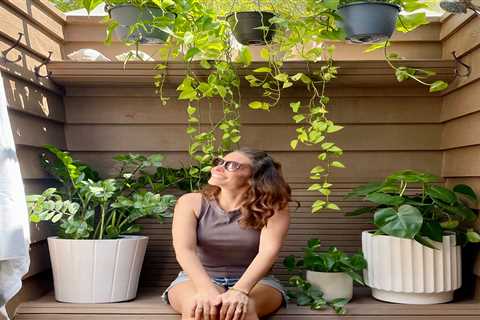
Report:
62,82,443,288
440,15,480,200
1,1,66,316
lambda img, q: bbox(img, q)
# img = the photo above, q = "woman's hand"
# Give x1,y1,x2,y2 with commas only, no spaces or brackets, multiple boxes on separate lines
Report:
191,288,222,320
219,288,249,320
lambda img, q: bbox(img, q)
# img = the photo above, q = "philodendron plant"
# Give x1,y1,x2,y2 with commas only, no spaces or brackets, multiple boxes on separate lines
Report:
346,170,480,246
27,145,176,239
283,239,367,314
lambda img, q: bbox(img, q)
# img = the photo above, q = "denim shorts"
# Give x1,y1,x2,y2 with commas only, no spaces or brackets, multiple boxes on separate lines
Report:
161,271,288,308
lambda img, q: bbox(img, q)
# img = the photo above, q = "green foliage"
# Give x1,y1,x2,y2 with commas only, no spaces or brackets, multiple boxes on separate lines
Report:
27,146,180,239
346,170,480,246
283,239,366,314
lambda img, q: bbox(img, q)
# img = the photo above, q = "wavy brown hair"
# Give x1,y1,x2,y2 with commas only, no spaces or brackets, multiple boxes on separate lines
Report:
201,148,292,230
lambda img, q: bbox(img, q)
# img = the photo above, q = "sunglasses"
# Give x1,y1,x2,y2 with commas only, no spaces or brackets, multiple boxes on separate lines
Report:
212,157,246,172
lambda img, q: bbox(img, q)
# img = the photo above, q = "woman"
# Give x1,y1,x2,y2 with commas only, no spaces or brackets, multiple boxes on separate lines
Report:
161,148,291,320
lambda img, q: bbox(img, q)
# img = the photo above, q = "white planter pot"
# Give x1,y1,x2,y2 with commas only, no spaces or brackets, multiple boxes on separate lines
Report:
362,231,461,304
47,235,148,303
306,271,353,302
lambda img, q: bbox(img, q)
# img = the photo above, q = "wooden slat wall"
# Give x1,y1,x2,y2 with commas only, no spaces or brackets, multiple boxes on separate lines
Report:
1,1,66,317
63,16,442,61
62,83,443,288
440,15,480,199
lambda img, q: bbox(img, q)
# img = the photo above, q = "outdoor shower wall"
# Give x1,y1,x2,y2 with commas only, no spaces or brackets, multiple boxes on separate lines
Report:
62,83,443,288
0,0,66,315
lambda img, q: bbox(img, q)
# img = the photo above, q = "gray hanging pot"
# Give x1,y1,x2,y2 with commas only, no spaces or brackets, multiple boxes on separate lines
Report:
226,11,277,45
109,5,172,44
338,2,400,43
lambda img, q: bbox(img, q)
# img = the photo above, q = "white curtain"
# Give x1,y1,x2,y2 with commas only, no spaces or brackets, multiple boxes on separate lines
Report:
0,72,31,320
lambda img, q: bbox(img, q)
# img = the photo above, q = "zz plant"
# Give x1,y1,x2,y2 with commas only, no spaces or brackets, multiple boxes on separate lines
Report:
346,170,480,246
27,145,176,239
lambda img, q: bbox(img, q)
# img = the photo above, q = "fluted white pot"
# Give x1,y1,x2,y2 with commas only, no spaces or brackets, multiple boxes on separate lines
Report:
306,271,353,302
47,235,148,303
362,231,461,304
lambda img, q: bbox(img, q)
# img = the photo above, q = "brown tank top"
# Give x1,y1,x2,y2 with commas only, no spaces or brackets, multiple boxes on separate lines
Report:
196,195,261,278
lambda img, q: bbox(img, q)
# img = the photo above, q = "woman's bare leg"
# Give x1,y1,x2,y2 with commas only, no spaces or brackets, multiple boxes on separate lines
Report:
167,280,226,319
248,283,283,319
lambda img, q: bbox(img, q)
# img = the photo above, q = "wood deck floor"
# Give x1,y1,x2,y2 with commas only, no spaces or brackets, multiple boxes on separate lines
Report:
14,287,480,320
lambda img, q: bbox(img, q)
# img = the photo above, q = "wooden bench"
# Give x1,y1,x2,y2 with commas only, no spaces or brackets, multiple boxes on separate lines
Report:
14,287,480,320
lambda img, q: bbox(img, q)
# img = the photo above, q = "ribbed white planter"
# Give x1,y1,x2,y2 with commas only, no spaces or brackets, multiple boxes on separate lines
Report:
47,235,148,303
306,271,353,302
362,231,461,304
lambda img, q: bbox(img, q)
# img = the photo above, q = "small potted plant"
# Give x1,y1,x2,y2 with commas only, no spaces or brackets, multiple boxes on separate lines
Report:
336,0,430,43
283,239,367,314
346,170,480,304
27,145,176,303
226,11,277,45
83,0,176,44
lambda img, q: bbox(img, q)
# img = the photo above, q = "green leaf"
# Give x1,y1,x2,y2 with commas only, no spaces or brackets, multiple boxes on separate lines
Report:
426,185,457,204
82,0,103,14
283,255,296,272
185,47,201,61
290,102,301,113
374,205,423,239
187,105,196,116
421,221,443,242
453,184,477,201
327,203,340,210
396,13,429,33
429,81,448,93
323,0,339,9
253,67,272,73
466,229,480,243
345,207,375,217
248,101,270,110
330,161,345,168
274,73,289,82
440,219,459,229
364,41,389,53
236,47,252,66
290,139,299,150
293,115,305,123
260,47,270,60
327,125,343,133
366,193,405,206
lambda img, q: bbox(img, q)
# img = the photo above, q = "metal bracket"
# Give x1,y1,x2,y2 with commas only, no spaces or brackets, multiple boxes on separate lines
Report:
34,51,53,79
452,51,472,78
1,32,23,63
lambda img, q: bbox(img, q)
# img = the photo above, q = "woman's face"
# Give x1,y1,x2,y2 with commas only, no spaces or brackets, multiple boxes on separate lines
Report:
208,151,253,189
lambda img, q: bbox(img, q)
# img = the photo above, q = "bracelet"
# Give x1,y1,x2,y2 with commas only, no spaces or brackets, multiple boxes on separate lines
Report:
229,287,249,296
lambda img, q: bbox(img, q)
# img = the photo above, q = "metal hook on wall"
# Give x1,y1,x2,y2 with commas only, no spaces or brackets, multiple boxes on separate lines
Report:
1,33,23,63
452,51,472,78
34,51,53,78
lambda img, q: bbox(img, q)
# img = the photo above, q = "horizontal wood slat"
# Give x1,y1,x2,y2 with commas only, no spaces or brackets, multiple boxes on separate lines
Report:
0,2,63,61
440,12,476,41
442,112,480,149
442,16,480,58
3,74,65,122
64,96,441,125
442,146,480,177
65,123,442,152
441,80,480,122
47,61,456,86
9,110,66,148
69,150,442,181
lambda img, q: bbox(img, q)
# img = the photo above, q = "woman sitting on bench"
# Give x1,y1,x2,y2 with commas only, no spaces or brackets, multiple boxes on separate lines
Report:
162,148,291,320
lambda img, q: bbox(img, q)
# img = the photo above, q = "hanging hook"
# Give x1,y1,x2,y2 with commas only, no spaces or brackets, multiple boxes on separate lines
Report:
1,33,23,63
34,51,53,78
452,51,471,78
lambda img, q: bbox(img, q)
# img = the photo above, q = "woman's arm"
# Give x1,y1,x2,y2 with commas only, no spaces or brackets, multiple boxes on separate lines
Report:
172,192,219,292
232,207,290,294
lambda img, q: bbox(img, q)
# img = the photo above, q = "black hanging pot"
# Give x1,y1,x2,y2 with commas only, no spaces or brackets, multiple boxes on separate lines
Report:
109,5,173,44
226,11,277,45
338,2,401,43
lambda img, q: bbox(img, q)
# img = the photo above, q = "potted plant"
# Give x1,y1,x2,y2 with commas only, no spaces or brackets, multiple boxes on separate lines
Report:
100,0,176,44
346,170,480,304
283,239,367,314
26,145,176,303
226,11,277,45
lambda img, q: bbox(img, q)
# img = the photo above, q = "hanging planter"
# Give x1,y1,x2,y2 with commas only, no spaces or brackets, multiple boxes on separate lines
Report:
108,5,173,44
337,2,400,43
226,11,277,45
